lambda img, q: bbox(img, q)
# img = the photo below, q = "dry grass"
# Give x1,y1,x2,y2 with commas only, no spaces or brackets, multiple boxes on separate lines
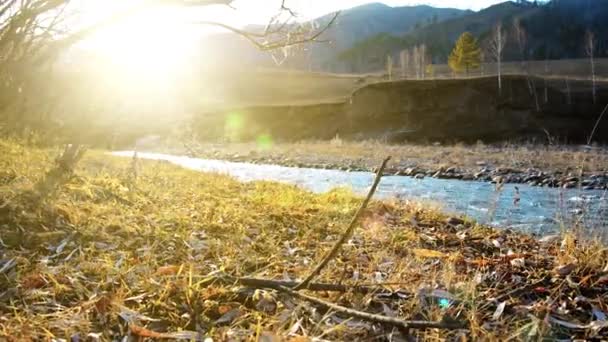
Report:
1,140,607,340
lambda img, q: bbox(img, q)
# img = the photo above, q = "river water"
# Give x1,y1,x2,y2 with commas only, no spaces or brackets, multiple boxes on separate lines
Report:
112,151,608,238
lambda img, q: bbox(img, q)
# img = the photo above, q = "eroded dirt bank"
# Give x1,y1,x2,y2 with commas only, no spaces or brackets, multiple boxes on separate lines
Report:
192,75,608,144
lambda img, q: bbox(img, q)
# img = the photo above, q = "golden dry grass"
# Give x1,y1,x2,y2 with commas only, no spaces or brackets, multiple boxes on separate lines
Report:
1,140,607,340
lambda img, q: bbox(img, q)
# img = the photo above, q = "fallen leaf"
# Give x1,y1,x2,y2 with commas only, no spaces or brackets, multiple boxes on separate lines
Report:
492,301,507,321
214,308,240,325
554,263,576,277
412,248,447,259
510,258,525,268
130,324,202,340
156,265,181,276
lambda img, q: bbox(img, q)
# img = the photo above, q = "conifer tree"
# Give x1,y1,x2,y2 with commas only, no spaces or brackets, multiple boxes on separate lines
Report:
448,32,482,74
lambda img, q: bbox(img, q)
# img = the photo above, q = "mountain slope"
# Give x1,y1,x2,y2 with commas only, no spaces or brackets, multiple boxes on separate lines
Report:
197,3,468,71
339,1,533,71
339,0,608,73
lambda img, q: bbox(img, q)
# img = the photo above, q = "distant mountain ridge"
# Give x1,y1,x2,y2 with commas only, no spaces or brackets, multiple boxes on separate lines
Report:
339,0,608,72
197,3,468,71
198,0,608,74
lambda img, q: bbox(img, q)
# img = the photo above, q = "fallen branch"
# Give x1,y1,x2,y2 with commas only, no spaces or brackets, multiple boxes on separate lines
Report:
276,284,466,330
480,277,549,312
294,157,391,290
205,273,412,297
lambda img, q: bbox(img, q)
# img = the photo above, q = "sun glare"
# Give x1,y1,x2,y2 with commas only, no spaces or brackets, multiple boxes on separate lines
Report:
83,7,201,76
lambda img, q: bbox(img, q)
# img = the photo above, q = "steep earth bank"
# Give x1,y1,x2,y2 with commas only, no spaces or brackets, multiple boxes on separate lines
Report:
192,75,608,144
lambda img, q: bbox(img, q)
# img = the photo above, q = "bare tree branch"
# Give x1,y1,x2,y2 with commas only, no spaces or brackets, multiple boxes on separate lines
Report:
487,21,507,94
294,157,391,291
195,11,339,51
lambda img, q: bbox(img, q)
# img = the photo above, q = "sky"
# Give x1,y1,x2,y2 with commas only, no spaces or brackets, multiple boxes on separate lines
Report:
202,0,509,26
76,0,509,71
80,0,509,30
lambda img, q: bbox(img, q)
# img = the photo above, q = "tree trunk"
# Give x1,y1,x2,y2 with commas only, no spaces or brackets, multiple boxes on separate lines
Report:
497,57,502,95
591,56,597,104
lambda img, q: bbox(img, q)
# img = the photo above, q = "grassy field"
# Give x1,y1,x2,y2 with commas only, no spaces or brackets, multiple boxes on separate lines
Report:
199,59,608,107
1,140,608,340
60,58,608,114
383,58,608,82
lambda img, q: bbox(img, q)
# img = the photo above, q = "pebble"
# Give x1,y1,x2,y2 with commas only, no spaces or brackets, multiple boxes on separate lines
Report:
217,154,608,191
446,217,465,226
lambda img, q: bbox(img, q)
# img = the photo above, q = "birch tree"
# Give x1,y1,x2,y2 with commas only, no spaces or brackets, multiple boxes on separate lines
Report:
488,22,507,95
386,55,394,81
412,45,420,79
585,30,597,104
399,49,410,78
419,44,427,80
513,18,527,73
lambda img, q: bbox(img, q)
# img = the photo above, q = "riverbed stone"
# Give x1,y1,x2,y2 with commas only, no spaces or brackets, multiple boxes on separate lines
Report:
404,167,417,176
446,217,465,226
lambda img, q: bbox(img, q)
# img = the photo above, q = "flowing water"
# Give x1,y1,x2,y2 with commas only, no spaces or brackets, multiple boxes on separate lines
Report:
113,151,608,238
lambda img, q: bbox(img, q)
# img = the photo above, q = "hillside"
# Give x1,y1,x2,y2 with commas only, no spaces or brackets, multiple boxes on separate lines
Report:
197,3,467,71
339,0,608,72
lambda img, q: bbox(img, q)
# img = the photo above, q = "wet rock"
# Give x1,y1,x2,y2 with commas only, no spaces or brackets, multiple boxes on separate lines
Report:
446,217,465,226
414,173,425,179
524,175,541,183
491,176,503,184
461,174,474,181
563,181,577,189
496,167,513,175
445,166,457,173
404,167,417,176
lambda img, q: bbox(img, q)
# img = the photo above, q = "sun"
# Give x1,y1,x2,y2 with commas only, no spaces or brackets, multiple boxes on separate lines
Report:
82,6,201,76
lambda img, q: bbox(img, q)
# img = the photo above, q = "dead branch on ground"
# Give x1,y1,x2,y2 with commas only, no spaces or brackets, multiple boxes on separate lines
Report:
294,157,391,290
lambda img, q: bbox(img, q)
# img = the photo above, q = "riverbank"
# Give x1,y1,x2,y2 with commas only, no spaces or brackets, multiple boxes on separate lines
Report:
180,141,608,190
1,140,608,340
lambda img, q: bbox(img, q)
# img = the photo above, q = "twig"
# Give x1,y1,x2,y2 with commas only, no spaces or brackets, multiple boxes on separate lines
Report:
588,103,608,145
207,273,412,297
194,11,339,51
479,277,549,312
293,157,391,290
276,284,466,330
